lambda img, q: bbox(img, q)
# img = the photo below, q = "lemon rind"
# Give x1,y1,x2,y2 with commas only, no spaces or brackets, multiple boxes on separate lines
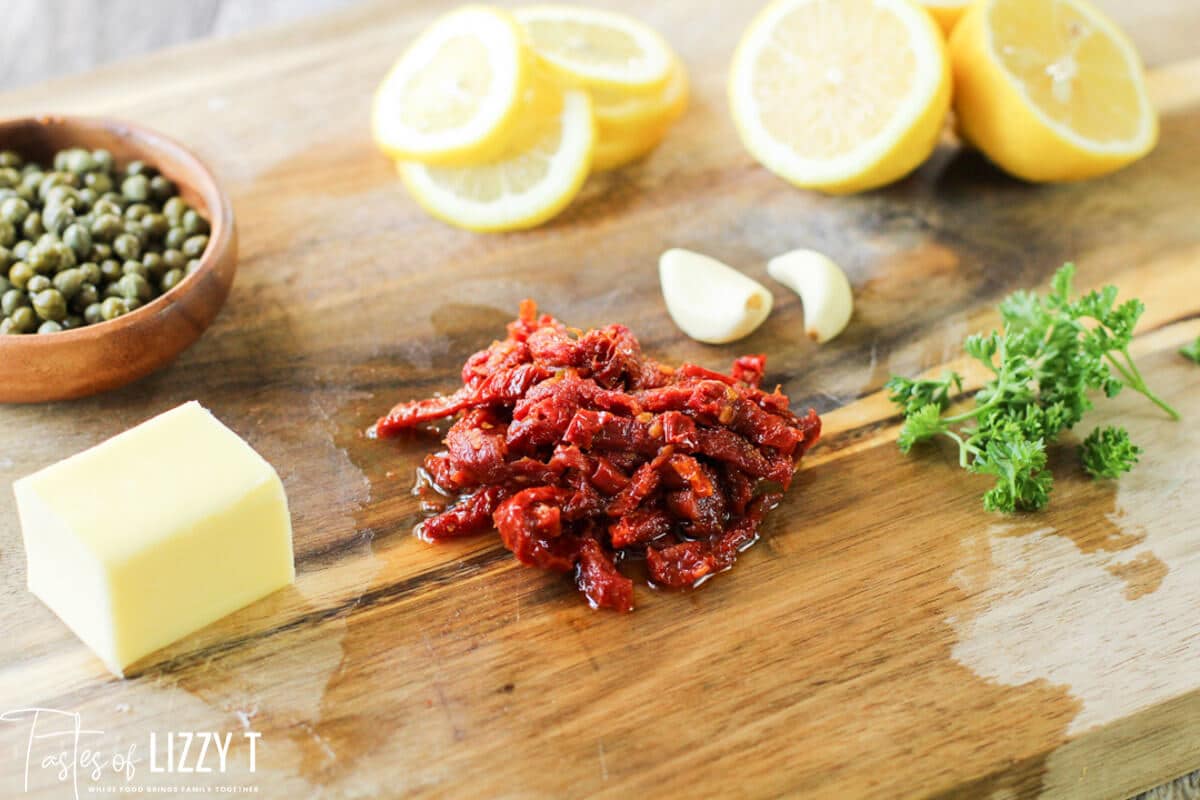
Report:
398,90,596,233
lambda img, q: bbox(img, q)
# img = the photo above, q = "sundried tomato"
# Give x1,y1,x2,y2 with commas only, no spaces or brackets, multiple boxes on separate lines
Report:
374,302,820,611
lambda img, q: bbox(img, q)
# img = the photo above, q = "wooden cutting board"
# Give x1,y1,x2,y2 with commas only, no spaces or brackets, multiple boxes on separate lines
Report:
2,2,1199,798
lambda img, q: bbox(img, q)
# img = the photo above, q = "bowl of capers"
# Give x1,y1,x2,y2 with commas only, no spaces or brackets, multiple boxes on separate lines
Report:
0,115,236,402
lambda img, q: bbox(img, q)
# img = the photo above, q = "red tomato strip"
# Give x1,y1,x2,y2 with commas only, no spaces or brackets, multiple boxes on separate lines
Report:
373,301,821,611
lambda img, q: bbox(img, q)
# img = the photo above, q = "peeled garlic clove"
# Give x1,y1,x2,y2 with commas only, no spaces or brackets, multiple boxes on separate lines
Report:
659,248,773,344
767,249,853,343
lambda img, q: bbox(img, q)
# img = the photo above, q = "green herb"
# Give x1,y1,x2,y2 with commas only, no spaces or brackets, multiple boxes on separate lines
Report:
886,264,1179,513
1182,336,1200,364
1080,426,1142,479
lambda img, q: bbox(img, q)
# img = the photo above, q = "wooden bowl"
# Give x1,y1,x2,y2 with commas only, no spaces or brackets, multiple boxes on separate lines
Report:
0,116,236,403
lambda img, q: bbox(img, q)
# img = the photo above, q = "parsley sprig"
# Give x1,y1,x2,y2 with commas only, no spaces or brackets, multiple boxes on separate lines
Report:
886,264,1179,513
1182,336,1200,364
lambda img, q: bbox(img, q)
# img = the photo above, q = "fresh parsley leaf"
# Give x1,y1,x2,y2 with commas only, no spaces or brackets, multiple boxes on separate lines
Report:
885,371,963,416
1182,336,1200,364
897,404,946,453
887,264,1179,513
973,436,1053,513
1080,426,1142,479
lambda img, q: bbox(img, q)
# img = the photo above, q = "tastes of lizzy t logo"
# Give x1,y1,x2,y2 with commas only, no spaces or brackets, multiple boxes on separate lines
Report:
1,707,262,798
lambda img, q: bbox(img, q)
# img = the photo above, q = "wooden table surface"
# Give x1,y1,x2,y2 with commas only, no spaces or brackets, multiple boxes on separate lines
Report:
1,2,1199,799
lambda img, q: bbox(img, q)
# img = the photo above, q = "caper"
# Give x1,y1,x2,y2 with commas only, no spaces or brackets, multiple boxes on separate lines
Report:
2,287,29,315
112,232,141,261
99,297,127,321
124,202,151,221
0,146,191,333
161,248,185,271
142,251,165,279
92,198,122,217
182,234,209,259
22,211,44,239
63,223,92,258
27,243,60,275
38,172,75,201
73,282,99,312
90,213,123,242
63,149,95,175
84,171,113,194
163,197,187,222
92,149,114,173
9,305,36,332
44,205,77,239
32,288,67,321
160,268,184,293
121,174,150,202
8,262,34,289
181,209,209,236
1,196,30,224
53,268,84,299
151,175,175,200
45,184,79,206
117,273,151,301
122,260,148,279
164,227,187,250
141,213,169,240
19,171,43,195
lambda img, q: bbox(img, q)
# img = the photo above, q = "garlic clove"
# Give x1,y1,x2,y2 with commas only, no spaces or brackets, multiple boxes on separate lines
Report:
659,248,773,344
767,249,853,343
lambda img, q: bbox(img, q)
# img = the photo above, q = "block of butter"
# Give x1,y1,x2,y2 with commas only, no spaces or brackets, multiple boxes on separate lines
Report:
14,401,294,677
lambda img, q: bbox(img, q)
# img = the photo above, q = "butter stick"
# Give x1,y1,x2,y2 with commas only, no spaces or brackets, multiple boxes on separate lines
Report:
14,401,295,677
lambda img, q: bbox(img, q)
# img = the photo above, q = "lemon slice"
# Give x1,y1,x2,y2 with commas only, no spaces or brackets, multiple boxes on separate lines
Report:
399,89,595,232
372,6,529,166
950,0,1157,182
920,0,970,35
729,0,951,194
515,5,675,94
594,59,690,135
593,121,671,172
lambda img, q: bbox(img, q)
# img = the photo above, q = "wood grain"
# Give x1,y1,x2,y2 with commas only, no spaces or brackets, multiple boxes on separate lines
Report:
0,2,1198,798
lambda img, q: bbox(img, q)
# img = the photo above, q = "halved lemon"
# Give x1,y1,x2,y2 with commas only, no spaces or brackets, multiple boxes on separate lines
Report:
514,5,675,95
920,0,970,35
950,0,1157,182
729,0,951,194
594,59,690,136
399,89,595,232
372,6,529,166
